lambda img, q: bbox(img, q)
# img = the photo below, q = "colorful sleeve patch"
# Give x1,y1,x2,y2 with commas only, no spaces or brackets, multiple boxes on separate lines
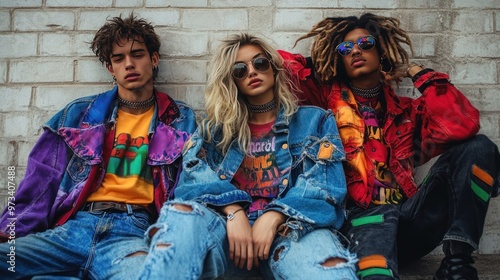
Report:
358,255,388,270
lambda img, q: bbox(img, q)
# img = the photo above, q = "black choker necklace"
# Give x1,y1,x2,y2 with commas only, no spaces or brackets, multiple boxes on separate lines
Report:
247,98,277,113
117,94,155,109
350,83,382,99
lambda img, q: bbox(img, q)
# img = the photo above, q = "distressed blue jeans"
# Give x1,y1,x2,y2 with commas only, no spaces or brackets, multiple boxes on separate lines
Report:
0,210,152,280
342,135,500,279
138,200,358,280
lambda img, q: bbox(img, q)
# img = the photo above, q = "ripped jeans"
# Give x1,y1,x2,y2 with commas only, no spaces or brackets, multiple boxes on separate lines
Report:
0,210,152,280
138,201,358,280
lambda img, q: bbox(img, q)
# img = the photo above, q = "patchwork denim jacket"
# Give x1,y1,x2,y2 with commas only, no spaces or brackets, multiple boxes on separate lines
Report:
0,87,196,239
175,106,347,240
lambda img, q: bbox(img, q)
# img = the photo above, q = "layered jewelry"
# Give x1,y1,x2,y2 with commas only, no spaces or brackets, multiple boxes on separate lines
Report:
350,83,382,99
247,98,277,113
117,94,155,109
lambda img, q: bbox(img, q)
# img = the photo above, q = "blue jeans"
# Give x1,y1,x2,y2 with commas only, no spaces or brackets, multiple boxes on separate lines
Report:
138,201,358,280
342,135,500,279
0,210,152,280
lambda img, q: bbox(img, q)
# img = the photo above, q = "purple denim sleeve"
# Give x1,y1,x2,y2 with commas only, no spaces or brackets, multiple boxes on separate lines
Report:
0,130,69,239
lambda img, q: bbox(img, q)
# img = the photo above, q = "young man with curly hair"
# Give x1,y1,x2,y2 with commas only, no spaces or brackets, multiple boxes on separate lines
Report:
0,14,196,279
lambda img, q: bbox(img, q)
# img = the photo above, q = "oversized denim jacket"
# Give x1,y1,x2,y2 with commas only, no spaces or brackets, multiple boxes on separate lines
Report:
0,87,197,239
175,106,347,241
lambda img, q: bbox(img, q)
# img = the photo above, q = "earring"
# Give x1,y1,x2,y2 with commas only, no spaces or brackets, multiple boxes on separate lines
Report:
380,57,393,73
112,76,117,86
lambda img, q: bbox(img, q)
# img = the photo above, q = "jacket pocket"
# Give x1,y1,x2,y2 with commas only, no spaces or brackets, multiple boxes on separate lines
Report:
67,155,91,183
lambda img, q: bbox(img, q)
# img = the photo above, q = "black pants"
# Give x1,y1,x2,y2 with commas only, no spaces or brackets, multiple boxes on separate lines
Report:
342,135,500,279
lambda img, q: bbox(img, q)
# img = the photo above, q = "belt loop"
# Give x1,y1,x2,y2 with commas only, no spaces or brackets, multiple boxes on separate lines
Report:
126,204,133,215
88,202,94,212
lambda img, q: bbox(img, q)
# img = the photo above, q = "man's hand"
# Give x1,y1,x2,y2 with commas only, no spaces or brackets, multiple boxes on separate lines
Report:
251,211,287,265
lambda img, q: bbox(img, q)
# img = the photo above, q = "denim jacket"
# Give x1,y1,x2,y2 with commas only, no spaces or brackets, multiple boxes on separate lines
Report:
175,106,347,240
0,87,197,239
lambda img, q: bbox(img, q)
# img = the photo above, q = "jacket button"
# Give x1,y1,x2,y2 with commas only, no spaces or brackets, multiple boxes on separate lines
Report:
282,178,289,186
219,174,227,180
396,130,401,135
282,143,288,150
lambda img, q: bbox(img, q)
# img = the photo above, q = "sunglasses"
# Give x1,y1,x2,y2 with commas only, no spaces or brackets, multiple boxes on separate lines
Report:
232,57,272,79
336,35,376,56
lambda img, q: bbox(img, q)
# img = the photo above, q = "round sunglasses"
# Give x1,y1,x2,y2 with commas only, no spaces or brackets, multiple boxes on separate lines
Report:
336,35,376,56
232,57,272,79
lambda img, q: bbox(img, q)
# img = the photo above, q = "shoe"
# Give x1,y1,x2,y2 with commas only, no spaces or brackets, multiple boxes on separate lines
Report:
433,254,478,280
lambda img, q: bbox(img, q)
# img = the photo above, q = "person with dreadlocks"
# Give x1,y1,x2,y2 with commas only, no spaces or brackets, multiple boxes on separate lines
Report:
0,14,196,279
279,13,500,280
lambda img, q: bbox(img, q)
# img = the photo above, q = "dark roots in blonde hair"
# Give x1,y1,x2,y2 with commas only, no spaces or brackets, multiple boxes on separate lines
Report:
90,13,161,66
296,13,413,83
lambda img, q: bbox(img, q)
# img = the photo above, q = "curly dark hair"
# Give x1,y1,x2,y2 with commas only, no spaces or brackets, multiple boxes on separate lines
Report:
296,13,413,83
90,13,161,67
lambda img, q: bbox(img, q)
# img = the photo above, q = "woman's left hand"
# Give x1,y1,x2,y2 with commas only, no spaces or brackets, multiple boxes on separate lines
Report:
251,211,287,265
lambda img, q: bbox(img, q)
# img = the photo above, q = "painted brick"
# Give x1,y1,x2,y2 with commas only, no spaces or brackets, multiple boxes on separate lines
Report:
115,0,143,7
160,84,206,110
249,8,273,32
2,114,30,137
0,11,10,31
406,35,436,58
76,59,111,83
146,0,207,7
274,10,324,31
276,0,339,8
34,86,109,110
497,12,500,32
338,0,399,9
478,113,500,139
211,0,269,7
0,61,6,83
468,87,500,112
0,87,32,112
13,11,75,31
452,0,500,8
158,59,207,84
404,11,447,33
452,35,500,58
46,0,111,7
451,11,494,33
10,59,74,83
449,62,497,85
134,10,181,27
0,142,13,165
78,10,130,31
271,32,312,56
0,0,41,8
0,34,37,58
158,31,209,57
182,10,247,31
40,34,95,57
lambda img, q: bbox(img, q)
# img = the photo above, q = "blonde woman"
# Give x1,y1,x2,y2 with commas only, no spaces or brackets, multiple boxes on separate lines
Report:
138,33,357,280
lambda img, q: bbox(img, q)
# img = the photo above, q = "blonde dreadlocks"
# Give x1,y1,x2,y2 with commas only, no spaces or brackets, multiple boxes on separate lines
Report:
296,13,414,83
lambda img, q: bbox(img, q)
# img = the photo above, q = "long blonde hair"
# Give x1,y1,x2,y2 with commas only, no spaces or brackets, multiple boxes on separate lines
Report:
202,33,298,154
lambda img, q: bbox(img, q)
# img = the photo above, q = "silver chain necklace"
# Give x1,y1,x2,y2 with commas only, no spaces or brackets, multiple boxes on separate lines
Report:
350,83,382,99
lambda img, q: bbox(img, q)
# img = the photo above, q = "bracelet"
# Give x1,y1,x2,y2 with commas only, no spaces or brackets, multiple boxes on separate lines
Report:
227,208,245,221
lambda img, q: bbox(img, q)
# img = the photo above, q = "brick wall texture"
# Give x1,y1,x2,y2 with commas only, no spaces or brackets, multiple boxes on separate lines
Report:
1,0,499,253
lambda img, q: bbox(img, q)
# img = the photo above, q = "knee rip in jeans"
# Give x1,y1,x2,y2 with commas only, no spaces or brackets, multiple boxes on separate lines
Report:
148,204,194,238
272,246,347,267
125,251,148,257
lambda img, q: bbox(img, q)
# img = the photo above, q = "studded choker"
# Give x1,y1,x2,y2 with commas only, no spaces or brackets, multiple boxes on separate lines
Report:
117,94,155,109
350,83,382,99
247,98,277,113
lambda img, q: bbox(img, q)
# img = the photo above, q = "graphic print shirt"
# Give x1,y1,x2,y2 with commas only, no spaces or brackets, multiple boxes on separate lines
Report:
87,106,154,205
356,96,404,205
232,121,281,213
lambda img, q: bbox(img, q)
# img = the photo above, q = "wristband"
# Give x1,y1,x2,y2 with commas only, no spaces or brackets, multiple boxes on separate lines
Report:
227,208,245,221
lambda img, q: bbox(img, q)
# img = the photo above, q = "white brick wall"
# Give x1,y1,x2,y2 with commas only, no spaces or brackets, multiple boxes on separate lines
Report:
1,1,499,253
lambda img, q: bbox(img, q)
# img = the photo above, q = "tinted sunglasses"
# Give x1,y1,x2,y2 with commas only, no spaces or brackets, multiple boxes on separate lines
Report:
336,35,376,56
232,57,272,79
